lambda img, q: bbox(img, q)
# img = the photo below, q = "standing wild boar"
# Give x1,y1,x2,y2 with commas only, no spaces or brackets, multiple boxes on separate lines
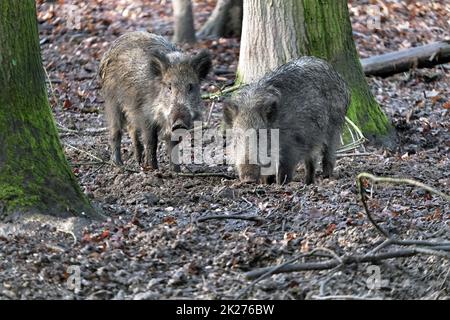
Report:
99,31,212,171
224,57,350,184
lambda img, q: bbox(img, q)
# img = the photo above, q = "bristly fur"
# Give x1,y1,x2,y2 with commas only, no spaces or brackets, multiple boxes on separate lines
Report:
224,56,350,184
99,31,212,170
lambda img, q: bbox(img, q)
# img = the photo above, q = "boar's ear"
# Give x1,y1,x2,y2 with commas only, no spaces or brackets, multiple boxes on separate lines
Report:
223,101,239,126
191,50,212,80
260,86,280,123
149,50,169,78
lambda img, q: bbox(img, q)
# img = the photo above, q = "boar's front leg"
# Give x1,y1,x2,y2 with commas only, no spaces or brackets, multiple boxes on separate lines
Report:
322,132,339,179
260,175,276,184
128,125,143,164
276,158,295,185
165,138,181,173
304,155,316,185
141,124,159,169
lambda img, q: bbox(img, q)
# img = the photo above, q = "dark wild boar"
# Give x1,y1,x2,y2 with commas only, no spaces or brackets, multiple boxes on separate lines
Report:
224,56,350,184
99,31,212,171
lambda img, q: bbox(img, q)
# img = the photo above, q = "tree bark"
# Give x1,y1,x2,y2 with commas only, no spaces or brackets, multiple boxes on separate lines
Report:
172,0,197,44
197,0,243,39
0,0,100,219
237,0,392,141
361,41,450,77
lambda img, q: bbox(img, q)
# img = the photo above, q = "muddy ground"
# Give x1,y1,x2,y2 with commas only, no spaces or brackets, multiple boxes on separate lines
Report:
0,0,449,300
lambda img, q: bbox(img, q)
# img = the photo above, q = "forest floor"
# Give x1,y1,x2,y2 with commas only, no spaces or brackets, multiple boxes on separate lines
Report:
0,0,449,300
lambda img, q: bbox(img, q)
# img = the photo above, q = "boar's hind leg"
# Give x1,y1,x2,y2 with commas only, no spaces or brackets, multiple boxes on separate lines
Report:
261,175,276,184
142,124,159,170
106,101,124,166
128,125,144,165
322,133,339,179
276,157,295,185
304,156,316,185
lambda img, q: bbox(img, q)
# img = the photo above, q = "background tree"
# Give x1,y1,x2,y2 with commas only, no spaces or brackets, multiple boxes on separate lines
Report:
172,0,197,43
198,0,243,39
237,0,393,141
0,0,101,220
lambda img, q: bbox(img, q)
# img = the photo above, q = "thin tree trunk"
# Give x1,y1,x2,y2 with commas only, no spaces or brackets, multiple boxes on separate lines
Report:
198,0,242,39
173,0,197,44
237,0,393,141
0,0,100,219
238,0,305,83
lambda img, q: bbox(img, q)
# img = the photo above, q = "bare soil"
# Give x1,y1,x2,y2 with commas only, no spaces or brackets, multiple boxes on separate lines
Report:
0,0,448,300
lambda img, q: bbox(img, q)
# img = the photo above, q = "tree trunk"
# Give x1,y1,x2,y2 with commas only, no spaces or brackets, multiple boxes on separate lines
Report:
0,0,100,220
237,0,392,141
198,0,243,39
172,0,197,44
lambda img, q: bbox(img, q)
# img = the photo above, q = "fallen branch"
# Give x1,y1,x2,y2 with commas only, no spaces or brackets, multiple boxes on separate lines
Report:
201,83,245,100
43,64,59,108
245,248,449,280
57,124,78,134
63,143,139,173
357,173,450,202
64,143,104,163
206,100,216,126
243,172,449,289
310,295,382,300
177,172,235,180
70,161,104,166
59,126,108,135
336,152,374,158
196,214,264,223
358,174,450,251
361,41,450,77
357,173,450,244
239,248,340,297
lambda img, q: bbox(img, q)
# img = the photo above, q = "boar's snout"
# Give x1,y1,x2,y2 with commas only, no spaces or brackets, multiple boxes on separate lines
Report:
171,119,188,131
170,103,192,132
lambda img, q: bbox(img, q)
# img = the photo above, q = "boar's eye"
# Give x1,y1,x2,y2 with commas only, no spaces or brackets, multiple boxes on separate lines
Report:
167,83,172,92
187,83,194,93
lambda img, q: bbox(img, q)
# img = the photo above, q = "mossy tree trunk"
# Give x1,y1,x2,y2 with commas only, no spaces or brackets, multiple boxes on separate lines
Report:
237,0,392,140
0,0,100,219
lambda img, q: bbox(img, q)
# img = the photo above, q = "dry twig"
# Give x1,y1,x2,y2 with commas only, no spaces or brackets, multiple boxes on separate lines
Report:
63,143,139,173
196,214,264,223
177,172,235,180
242,173,450,291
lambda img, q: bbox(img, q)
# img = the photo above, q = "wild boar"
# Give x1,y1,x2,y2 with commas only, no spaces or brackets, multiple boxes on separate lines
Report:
99,31,212,171
224,57,350,184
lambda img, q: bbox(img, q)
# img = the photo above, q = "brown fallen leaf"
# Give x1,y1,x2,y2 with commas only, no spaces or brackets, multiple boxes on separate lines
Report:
325,223,337,236
163,216,177,225
63,99,72,110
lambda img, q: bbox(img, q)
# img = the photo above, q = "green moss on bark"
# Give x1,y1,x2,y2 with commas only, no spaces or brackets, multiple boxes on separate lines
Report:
300,0,391,138
299,0,391,139
346,88,390,137
0,0,100,219
236,0,392,140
